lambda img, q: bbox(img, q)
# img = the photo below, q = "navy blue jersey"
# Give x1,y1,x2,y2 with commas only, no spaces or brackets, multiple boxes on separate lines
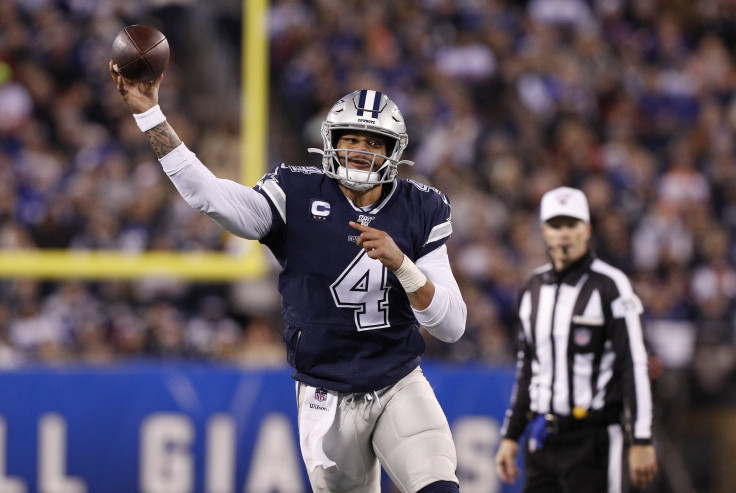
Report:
254,164,453,392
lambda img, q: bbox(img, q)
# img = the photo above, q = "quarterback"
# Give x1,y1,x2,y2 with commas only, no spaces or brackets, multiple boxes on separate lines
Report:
110,61,466,493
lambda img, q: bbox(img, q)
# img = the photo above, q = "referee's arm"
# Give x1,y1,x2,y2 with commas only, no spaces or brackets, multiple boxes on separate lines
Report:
608,293,658,488
608,293,653,445
500,313,533,442
496,312,533,485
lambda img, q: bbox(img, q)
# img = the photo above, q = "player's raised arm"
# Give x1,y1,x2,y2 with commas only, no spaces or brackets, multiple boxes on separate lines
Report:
108,59,271,240
109,60,182,159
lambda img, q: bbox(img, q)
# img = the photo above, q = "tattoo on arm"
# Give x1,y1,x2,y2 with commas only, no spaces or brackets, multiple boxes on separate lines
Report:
146,122,183,159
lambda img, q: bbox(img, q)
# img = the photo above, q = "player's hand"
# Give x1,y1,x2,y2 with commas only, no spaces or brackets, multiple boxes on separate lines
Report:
109,60,162,114
629,444,657,489
349,221,404,271
495,438,520,484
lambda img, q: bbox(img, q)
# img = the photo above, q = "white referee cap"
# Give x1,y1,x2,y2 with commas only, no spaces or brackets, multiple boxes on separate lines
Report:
540,186,590,223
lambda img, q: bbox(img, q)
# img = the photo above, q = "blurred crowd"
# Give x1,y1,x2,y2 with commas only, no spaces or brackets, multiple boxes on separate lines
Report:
2,0,736,435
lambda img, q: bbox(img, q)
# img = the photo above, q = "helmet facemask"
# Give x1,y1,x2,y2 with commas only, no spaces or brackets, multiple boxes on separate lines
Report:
308,90,413,191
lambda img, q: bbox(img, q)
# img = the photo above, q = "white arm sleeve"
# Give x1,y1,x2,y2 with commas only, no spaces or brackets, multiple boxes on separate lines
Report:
159,144,273,240
413,244,467,343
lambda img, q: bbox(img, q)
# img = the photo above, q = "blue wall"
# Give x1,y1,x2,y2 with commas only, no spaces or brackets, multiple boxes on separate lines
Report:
0,361,522,493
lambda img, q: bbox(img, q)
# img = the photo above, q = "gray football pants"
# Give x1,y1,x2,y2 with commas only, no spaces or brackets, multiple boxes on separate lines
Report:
296,366,459,493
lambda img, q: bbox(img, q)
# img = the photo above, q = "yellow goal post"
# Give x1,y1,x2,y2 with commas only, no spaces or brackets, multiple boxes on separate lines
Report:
0,0,270,282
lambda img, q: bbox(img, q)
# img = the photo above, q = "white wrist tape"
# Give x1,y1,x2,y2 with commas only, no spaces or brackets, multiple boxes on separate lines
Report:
394,255,427,293
133,104,166,132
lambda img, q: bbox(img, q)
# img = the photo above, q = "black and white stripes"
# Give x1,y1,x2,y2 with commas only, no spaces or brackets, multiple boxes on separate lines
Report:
501,252,653,445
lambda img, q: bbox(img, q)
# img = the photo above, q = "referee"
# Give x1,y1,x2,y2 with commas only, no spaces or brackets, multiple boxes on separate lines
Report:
495,187,658,492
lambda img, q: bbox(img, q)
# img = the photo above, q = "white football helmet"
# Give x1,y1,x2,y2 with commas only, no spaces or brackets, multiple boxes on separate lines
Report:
308,90,413,191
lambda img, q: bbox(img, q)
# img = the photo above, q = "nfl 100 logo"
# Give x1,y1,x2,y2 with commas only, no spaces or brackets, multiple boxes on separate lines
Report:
315,388,328,402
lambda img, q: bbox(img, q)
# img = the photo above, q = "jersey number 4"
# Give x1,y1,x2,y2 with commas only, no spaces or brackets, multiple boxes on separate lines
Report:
330,250,390,331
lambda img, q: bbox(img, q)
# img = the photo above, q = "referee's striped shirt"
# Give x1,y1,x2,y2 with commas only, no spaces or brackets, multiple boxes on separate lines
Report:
501,251,653,445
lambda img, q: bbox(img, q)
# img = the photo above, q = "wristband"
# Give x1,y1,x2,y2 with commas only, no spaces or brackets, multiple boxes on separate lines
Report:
394,255,427,293
133,104,166,132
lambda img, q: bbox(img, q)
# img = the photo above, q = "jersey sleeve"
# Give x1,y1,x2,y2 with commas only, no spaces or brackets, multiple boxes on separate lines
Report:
413,244,466,343
413,182,454,260
160,144,272,239
253,163,289,249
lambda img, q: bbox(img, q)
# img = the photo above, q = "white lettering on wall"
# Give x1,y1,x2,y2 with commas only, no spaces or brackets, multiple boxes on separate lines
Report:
453,416,501,493
245,414,304,493
140,413,194,493
206,414,235,493
2,411,508,492
38,414,86,493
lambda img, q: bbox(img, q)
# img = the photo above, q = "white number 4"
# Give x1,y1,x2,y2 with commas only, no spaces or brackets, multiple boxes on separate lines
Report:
330,250,390,330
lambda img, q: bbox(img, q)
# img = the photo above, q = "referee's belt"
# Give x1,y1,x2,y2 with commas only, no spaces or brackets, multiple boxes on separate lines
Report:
537,410,619,434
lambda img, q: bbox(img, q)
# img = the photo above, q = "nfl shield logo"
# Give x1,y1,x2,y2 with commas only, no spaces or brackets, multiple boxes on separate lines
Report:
315,388,327,402
574,327,592,346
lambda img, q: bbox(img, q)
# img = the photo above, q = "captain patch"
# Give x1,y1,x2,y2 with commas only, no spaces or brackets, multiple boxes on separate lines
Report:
310,200,331,221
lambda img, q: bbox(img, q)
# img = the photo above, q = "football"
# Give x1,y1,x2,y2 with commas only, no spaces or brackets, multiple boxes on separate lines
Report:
111,25,170,82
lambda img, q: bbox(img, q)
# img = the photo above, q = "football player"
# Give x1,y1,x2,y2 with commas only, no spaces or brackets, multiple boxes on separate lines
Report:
111,61,467,493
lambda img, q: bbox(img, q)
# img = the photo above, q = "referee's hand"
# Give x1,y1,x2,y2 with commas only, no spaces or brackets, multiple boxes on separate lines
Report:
629,444,658,489
495,438,520,484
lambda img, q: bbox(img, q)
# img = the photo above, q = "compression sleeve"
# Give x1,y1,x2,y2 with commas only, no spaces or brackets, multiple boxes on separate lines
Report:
413,244,467,343
159,144,273,240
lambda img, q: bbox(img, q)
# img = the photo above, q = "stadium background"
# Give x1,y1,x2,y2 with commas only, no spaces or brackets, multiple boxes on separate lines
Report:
1,0,735,491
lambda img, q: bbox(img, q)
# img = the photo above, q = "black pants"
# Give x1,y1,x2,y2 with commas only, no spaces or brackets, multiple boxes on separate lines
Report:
523,424,624,493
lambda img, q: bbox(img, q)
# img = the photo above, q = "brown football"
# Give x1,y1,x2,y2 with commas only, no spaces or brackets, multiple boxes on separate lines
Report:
111,25,170,82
